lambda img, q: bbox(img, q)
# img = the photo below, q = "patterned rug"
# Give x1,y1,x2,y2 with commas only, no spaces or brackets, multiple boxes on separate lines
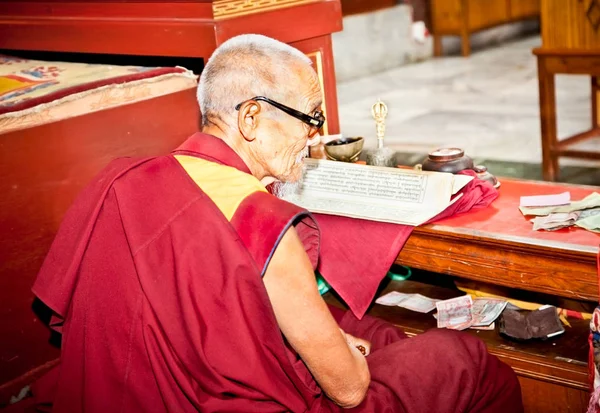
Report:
0,55,193,115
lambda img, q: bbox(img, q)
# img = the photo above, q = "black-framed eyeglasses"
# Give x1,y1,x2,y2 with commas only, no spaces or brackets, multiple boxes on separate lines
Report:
234,96,325,136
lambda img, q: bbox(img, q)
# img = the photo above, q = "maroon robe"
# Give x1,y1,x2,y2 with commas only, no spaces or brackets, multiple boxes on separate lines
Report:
30,133,522,412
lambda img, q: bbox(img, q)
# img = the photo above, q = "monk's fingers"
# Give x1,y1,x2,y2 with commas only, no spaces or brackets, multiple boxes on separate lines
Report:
345,333,371,357
353,338,371,356
340,329,372,356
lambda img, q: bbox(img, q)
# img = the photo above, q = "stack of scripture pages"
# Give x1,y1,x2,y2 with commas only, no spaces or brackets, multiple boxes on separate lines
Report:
282,159,473,226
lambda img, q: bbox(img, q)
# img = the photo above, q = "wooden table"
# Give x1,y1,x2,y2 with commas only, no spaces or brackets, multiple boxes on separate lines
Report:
330,177,598,412
397,177,600,302
361,177,599,412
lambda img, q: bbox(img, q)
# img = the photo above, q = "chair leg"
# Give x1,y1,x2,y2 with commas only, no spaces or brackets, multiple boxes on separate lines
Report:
592,76,600,128
433,35,443,57
537,57,559,181
459,0,470,57
460,32,471,57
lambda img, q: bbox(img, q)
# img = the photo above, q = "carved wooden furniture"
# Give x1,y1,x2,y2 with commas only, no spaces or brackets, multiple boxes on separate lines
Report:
431,0,540,56
0,0,343,403
387,177,598,412
533,0,600,182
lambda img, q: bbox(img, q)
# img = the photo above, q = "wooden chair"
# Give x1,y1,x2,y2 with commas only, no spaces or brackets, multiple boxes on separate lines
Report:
534,0,600,181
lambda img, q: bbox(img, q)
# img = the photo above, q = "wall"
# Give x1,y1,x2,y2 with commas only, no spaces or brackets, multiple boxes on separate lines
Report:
333,5,430,83
332,5,539,83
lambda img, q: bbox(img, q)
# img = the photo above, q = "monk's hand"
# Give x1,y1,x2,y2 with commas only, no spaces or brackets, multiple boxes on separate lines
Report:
340,329,371,357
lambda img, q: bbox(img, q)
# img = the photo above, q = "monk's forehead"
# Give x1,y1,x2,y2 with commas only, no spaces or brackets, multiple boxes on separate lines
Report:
289,63,321,105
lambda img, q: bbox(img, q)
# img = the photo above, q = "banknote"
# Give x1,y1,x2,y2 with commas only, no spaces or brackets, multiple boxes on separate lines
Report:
446,319,477,330
575,207,600,233
531,212,580,231
520,192,570,207
471,298,507,326
519,192,600,216
470,322,496,331
375,291,408,306
436,295,473,329
398,294,438,313
376,291,438,313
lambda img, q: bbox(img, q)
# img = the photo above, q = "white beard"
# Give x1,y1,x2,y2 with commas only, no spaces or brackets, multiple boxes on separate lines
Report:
272,179,301,200
295,148,309,165
272,167,305,200
272,149,308,199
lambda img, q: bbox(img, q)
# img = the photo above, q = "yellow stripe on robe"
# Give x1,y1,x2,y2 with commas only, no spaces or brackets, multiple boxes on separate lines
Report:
174,155,267,221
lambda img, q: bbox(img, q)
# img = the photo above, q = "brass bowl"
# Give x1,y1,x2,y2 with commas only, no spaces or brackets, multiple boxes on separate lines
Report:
324,137,364,162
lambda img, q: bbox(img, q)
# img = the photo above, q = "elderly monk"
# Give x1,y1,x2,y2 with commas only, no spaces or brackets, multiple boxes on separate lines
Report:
32,35,523,412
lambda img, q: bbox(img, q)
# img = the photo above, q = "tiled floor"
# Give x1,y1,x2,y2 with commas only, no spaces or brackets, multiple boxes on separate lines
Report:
336,35,600,185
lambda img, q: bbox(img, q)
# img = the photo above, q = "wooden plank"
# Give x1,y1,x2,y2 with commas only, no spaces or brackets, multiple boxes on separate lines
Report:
509,0,540,20
397,230,598,301
340,0,398,16
214,1,342,46
556,128,600,148
559,149,600,159
0,2,217,57
543,54,600,76
467,0,509,31
430,0,463,33
518,376,590,413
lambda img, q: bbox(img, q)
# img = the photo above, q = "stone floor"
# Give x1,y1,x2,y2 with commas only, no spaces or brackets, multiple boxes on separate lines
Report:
336,35,600,185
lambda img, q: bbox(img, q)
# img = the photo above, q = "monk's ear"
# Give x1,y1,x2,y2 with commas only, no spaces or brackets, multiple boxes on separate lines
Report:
237,101,261,142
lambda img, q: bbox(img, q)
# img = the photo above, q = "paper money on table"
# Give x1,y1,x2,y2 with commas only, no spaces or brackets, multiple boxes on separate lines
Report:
530,212,580,231
432,313,474,330
471,298,507,326
519,192,600,216
375,291,408,306
575,207,600,233
376,291,438,313
470,322,496,331
436,295,473,329
398,294,438,313
520,192,570,207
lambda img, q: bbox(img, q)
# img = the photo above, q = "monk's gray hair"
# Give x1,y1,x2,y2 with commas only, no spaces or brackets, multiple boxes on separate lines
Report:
197,34,312,127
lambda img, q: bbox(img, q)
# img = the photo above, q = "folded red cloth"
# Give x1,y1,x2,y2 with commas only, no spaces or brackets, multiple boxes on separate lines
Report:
316,171,499,318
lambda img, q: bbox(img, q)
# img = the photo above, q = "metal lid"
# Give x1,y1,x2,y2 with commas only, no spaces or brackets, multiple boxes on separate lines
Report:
428,147,464,162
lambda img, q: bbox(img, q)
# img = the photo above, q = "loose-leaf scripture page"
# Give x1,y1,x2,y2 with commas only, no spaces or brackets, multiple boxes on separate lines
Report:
283,159,473,226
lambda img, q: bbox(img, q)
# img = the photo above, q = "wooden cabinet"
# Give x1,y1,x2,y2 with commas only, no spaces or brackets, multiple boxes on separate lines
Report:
431,0,540,56
467,0,509,30
510,0,541,19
